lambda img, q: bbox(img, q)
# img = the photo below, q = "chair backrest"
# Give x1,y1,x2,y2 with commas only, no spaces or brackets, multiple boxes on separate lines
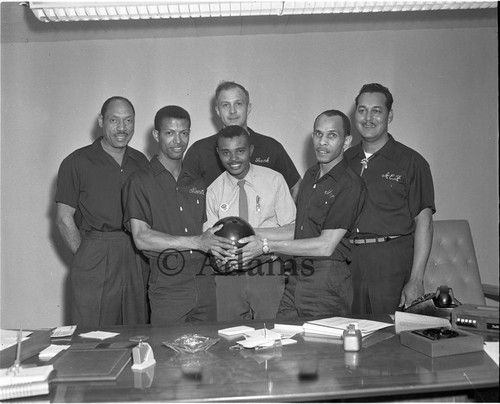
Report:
424,220,485,305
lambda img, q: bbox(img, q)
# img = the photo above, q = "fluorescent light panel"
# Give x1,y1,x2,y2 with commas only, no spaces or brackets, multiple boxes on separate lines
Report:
29,1,498,22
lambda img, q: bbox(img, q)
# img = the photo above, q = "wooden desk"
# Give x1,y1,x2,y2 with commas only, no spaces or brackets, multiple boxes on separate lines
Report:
34,319,499,402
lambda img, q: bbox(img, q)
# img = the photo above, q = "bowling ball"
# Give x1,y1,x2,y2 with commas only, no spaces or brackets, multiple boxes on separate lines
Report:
210,216,255,274
213,216,255,248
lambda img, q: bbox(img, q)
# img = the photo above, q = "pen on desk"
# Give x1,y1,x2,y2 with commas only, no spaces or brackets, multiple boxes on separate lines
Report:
264,323,267,339
8,327,22,374
15,327,22,366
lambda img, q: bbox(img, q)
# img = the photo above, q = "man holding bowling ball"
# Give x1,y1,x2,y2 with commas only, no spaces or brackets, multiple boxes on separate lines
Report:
239,110,366,319
204,125,296,321
123,106,234,325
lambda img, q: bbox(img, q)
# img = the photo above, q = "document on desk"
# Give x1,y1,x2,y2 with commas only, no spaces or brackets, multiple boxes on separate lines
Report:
0,329,32,351
79,331,119,340
304,317,392,338
51,325,76,339
39,344,70,360
273,324,305,338
483,342,499,366
218,326,255,337
394,311,451,334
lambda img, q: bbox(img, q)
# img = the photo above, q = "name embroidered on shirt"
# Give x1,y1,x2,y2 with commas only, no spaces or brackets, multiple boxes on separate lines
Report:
381,172,403,182
189,187,205,195
254,157,270,163
324,189,336,199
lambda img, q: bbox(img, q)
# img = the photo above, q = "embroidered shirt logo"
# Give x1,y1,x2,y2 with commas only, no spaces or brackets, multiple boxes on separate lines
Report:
254,157,270,163
220,203,229,212
381,172,403,182
189,187,205,195
324,189,336,199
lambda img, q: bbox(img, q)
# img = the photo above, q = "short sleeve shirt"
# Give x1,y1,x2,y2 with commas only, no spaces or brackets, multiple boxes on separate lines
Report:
295,159,366,262
122,156,207,273
183,127,301,189
204,164,296,230
55,137,149,232
344,135,435,237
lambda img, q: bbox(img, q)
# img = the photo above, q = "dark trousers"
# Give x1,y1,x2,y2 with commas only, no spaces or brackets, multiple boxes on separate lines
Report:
215,261,285,321
148,251,216,325
149,272,216,325
70,231,149,327
277,259,352,320
350,235,414,315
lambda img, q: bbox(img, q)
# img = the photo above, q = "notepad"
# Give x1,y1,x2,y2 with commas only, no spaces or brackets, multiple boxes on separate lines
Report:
39,344,70,360
0,365,53,401
218,326,255,337
0,365,54,387
0,380,49,401
52,348,131,382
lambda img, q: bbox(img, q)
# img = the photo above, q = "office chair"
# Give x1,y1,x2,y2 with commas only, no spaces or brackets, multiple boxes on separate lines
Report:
424,220,498,306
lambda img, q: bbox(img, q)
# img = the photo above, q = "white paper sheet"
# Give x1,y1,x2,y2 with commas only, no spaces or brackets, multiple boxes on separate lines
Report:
394,311,451,334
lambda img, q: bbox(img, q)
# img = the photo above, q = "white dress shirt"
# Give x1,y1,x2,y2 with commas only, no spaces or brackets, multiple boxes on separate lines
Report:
204,164,296,230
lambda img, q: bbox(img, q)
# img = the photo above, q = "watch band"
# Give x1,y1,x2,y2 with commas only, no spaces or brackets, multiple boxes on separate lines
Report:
262,239,270,254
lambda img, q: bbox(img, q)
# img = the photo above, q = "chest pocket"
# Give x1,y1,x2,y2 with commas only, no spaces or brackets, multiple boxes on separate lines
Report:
308,192,334,227
375,172,407,209
184,192,205,223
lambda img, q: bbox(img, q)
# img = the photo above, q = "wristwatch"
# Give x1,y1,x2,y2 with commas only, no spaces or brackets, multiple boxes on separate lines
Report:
262,239,270,254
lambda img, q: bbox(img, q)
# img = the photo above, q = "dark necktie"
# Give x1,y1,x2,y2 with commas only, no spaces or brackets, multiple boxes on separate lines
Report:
237,180,248,221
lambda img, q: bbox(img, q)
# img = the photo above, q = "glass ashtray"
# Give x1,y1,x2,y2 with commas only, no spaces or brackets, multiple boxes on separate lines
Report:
162,334,220,353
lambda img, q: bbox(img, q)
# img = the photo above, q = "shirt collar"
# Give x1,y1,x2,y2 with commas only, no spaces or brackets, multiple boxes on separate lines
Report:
309,158,349,183
375,134,397,160
93,136,137,162
224,163,255,188
150,155,195,182
150,155,165,176
351,133,397,160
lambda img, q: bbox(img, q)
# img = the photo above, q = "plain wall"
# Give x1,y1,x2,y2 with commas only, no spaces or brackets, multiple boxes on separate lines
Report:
1,18,498,328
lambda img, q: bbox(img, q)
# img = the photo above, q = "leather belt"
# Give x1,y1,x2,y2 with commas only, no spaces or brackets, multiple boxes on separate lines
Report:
349,235,401,245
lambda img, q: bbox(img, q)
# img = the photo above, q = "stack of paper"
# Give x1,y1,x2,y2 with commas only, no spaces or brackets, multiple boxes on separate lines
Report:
79,331,119,340
0,365,53,401
218,326,255,337
272,324,304,338
50,325,76,339
39,344,70,360
304,317,392,338
394,311,451,334
236,328,283,349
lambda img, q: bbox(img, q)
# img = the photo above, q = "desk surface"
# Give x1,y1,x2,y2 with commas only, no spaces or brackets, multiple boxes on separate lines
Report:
35,318,499,402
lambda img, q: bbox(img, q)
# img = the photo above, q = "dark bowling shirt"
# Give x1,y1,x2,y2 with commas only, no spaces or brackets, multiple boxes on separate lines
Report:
55,137,149,232
294,158,366,262
183,127,301,189
344,134,435,237
122,156,209,282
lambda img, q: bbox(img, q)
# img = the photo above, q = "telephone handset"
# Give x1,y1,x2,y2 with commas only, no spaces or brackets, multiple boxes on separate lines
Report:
403,285,462,319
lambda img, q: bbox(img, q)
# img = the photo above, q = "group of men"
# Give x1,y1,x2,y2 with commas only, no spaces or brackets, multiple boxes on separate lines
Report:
55,81,435,327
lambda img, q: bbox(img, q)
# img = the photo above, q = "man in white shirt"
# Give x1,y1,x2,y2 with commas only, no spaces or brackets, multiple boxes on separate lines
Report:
204,125,296,320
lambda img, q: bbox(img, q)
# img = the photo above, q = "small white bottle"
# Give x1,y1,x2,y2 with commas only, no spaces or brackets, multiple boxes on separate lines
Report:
343,322,362,352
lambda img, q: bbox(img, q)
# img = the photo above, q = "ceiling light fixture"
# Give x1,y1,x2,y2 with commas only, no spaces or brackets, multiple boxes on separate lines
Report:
28,1,498,23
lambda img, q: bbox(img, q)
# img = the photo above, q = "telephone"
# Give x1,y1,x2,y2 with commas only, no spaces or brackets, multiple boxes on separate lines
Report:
403,285,462,319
